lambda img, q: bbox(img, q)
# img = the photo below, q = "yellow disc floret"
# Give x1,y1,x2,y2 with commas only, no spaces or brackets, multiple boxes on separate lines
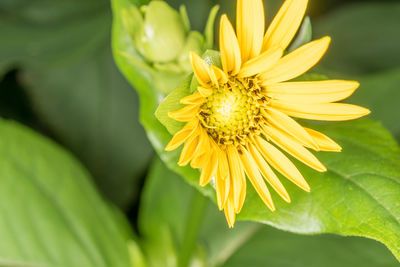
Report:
199,77,264,146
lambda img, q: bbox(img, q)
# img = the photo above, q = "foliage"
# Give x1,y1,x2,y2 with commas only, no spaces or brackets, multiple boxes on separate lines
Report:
0,0,399,265
138,158,399,266
0,119,132,267
0,0,153,208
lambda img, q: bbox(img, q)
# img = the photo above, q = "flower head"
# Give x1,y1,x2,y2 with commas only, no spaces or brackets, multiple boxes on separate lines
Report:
165,0,370,227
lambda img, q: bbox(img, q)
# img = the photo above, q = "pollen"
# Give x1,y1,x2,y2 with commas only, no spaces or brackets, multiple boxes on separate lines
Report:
199,77,264,146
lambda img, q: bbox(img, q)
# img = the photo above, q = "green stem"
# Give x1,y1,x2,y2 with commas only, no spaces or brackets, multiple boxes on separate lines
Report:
177,190,207,267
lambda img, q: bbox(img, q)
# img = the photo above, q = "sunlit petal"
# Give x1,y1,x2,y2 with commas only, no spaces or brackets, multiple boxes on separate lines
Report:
271,101,371,121
265,80,359,103
220,15,242,75
262,125,327,172
239,146,275,211
262,0,308,51
238,48,283,78
236,0,265,62
260,37,331,84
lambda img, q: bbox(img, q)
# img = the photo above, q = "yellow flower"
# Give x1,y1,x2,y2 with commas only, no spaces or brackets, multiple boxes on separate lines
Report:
165,0,370,227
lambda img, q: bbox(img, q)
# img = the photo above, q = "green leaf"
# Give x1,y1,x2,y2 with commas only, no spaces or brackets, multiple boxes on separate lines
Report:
314,2,400,75
155,76,191,135
222,226,398,267
139,158,260,267
0,0,110,72
140,158,398,267
0,119,132,267
237,119,400,261
0,0,153,208
349,68,400,138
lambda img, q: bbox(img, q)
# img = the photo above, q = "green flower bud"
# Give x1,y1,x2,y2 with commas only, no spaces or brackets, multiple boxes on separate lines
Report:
121,2,219,94
124,1,188,63
177,31,205,72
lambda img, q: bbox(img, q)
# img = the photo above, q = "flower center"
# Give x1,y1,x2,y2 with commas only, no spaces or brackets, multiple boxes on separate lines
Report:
200,77,266,146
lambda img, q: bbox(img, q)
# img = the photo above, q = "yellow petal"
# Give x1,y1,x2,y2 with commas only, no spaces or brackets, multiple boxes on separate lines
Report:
165,120,198,151
262,125,326,172
190,52,213,87
177,130,200,166
180,92,205,105
212,65,228,84
262,0,308,51
209,67,219,88
217,148,229,180
236,0,265,62
197,86,213,97
168,103,200,122
191,130,211,168
248,143,290,202
271,101,371,121
216,165,230,210
190,151,209,169
199,148,218,186
265,80,359,103
254,135,310,191
262,107,318,150
259,37,331,84
220,15,242,75
224,196,236,228
239,146,275,211
304,127,342,152
238,48,283,78
227,145,245,212
237,170,246,214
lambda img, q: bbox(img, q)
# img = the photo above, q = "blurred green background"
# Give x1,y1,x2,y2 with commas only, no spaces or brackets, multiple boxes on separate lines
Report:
0,1,399,261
